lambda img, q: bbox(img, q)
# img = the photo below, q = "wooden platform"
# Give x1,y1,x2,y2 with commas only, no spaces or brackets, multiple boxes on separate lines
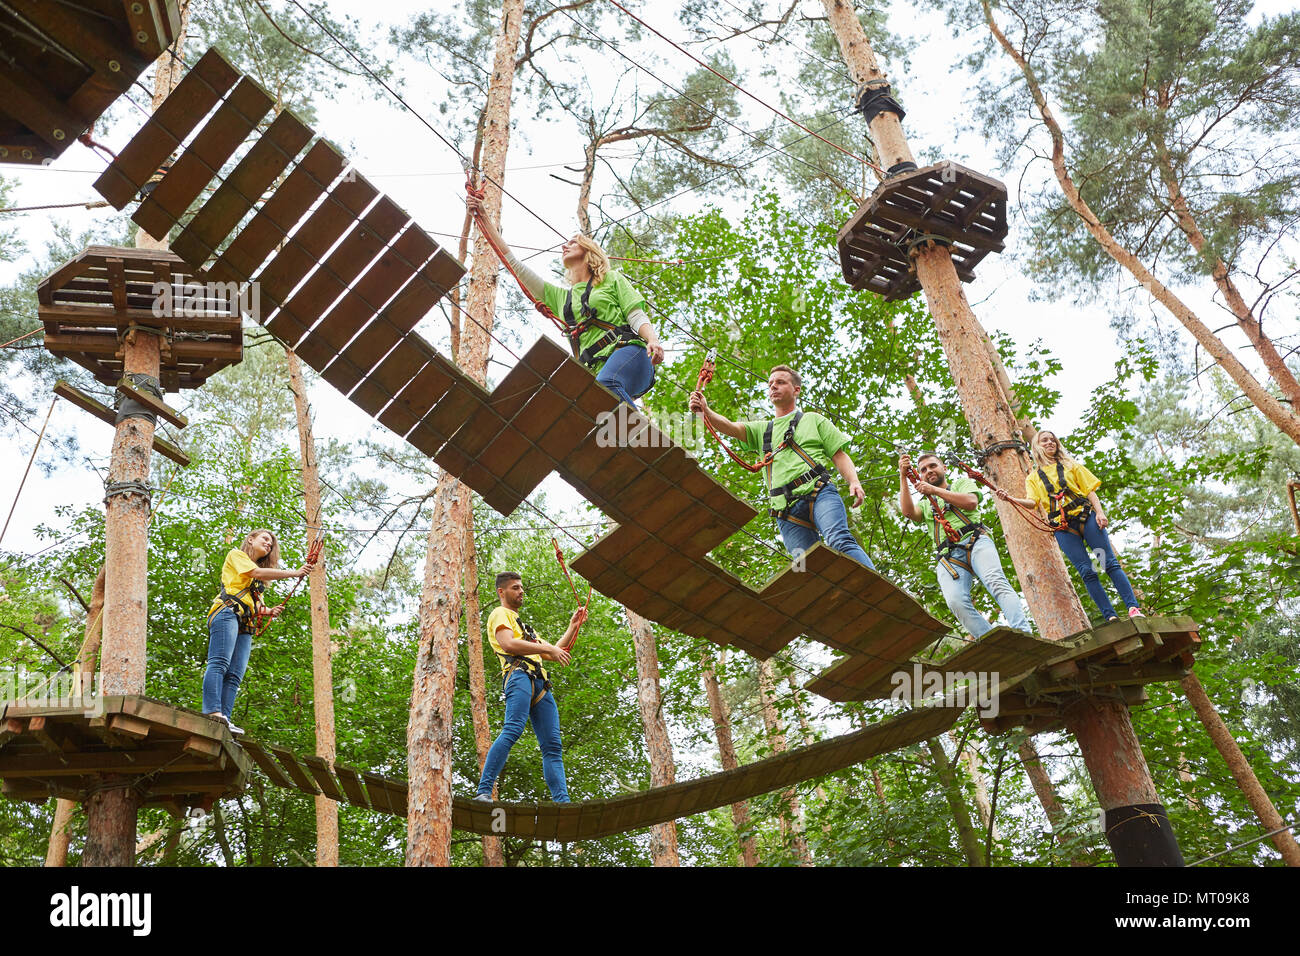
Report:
807,625,1064,702
39,245,242,391
0,0,181,165
976,616,1201,734
235,703,959,841
0,695,250,812
837,162,1008,301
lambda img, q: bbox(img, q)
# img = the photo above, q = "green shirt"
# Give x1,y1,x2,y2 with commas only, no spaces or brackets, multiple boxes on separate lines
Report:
542,270,646,368
916,474,984,542
738,410,849,510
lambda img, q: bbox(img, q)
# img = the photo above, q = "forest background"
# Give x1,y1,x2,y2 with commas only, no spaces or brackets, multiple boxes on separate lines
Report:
0,0,1297,867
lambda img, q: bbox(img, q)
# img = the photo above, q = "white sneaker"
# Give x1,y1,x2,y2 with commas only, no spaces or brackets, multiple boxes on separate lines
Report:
226,720,246,735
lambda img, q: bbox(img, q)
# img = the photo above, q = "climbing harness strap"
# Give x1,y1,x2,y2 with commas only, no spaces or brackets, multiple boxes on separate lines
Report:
496,620,551,705
1038,461,1092,535
208,580,265,634
563,285,640,369
764,411,833,529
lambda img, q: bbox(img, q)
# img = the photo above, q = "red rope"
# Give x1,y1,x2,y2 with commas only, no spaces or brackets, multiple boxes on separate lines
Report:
552,537,591,650
903,464,963,543
78,132,119,163
465,174,573,337
951,460,1060,533
255,535,325,638
694,350,777,473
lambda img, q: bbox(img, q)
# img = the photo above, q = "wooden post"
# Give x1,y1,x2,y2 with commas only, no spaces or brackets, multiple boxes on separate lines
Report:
1180,673,1300,866
701,652,759,866
406,0,522,867
631,611,680,865
287,350,338,866
820,0,1182,865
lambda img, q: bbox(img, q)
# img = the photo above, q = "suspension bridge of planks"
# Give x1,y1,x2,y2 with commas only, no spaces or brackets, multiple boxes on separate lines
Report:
0,37,1203,842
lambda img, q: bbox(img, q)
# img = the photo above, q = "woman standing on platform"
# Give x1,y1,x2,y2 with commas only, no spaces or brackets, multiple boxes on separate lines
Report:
998,431,1144,623
467,194,664,408
203,530,313,733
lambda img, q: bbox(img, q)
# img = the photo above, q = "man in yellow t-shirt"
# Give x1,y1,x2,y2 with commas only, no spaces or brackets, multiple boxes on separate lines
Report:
474,571,587,803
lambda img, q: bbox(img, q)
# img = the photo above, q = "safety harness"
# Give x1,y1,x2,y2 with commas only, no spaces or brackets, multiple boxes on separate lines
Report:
563,284,642,370
929,497,985,579
208,579,265,634
764,411,833,530
496,619,551,706
1038,461,1092,535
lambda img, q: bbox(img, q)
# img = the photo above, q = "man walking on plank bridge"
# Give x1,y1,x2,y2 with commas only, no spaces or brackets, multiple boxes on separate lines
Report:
474,572,587,803
898,452,1031,638
690,365,875,569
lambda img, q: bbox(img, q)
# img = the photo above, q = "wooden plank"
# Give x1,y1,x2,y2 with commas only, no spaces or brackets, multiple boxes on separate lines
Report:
116,376,187,428
182,735,223,760
211,139,346,284
237,739,295,789
0,57,92,149
171,109,314,267
299,754,346,802
94,48,241,208
265,744,321,795
332,762,370,809
0,748,218,778
6,0,148,94
26,717,67,757
134,76,275,239
106,714,151,741
362,772,396,814
53,380,192,467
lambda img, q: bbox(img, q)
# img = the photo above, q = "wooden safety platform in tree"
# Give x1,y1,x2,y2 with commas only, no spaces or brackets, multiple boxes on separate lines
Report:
38,245,241,392
980,616,1201,735
0,0,182,165
837,162,1008,301
235,703,960,841
0,695,250,814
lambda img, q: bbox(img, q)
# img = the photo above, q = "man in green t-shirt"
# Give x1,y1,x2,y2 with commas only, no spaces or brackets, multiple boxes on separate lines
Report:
474,571,586,802
689,365,875,569
898,452,1030,637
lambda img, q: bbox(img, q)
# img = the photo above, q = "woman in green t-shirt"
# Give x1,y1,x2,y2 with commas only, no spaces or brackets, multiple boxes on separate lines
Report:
202,529,312,733
468,195,664,406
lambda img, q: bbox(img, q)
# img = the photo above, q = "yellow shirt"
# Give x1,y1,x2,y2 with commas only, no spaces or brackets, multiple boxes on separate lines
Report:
485,605,546,679
1025,461,1101,513
208,548,259,618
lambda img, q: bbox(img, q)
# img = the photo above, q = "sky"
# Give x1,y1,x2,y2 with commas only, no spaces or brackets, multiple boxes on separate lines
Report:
1,0,1295,564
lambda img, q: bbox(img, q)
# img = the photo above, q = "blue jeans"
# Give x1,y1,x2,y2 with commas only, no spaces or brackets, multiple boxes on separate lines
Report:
1055,512,1139,619
202,606,252,717
936,533,1031,638
776,483,875,570
595,344,655,408
476,669,569,802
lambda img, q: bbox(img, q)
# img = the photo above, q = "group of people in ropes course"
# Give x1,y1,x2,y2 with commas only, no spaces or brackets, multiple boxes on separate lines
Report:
198,217,1142,802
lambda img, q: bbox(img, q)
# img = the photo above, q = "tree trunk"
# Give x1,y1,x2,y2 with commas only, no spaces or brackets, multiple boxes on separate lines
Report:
824,0,1180,866
701,652,758,866
286,349,337,867
786,674,828,803
925,736,986,866
980,0,1300,447
1152,142,1300,409
631,611,679,865
951,731,997,841
1180,673,1300,866
406,0,522,867
46,567,105,866
463,519,504,867
1018,739,1071,845
756,660,813,866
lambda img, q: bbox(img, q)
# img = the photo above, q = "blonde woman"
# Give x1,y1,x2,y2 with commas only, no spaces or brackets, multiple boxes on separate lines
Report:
468,195,664,406
999,431,1142,622
203,530,313,733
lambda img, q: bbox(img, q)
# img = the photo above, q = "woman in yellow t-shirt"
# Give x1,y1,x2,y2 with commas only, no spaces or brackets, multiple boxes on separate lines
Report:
999,431,1143,623
203,529,313,733
467,194,664,408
